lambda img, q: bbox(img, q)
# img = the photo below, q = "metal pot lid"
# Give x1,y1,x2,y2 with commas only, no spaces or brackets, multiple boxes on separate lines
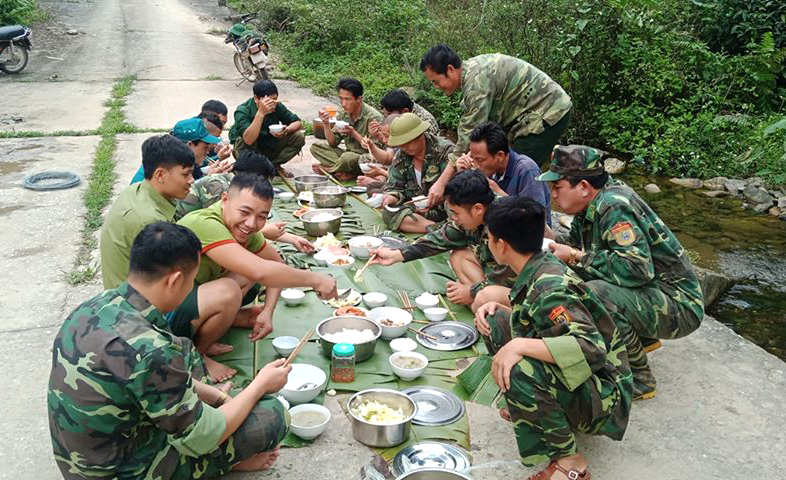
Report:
393,442,471,476
377,235,409,250
348,186,367,194
401,386,465,426
416,322,478,351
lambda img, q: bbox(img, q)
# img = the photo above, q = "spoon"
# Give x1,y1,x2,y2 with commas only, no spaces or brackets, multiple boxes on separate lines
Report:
296,382,318,391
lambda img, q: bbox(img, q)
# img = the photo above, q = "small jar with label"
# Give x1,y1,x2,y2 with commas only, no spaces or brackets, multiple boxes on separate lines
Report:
331,343,355,383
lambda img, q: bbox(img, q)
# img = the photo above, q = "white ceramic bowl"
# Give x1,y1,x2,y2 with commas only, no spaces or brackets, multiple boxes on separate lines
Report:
280,364,327,405
363,292,388,308
334,120,349,130
272,336,298,356
289,403,331,440
411,195,428,209
276,395,290,411
348,236,384,259
359,162,372,173
388,351,428,381
368,306,412,340
366,194,384,208
423,307,448,322
389,337,417,353
278,191,295,202
269,124,285,134
415,294,439,311
326,255,355,270
281,288,305,306
542,238,555,251
313,249,334,266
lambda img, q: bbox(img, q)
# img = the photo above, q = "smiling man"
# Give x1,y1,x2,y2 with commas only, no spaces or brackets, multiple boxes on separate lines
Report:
176,173,338,375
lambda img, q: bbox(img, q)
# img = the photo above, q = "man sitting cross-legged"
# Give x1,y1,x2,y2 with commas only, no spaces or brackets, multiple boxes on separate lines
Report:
474,196,632,480
49,222,291,479
372,170,515,310
176,173,337,379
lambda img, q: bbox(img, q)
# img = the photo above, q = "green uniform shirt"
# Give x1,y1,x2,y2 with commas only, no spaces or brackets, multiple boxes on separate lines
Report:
47,282,226,479
177,201,266,285
509,252,632,415
563,178,704,321
401,221,515,297
100,181,177,289
383,133,453,202
452,54,573,163
228,97,300,151
175,173,232,220
333,102,384,154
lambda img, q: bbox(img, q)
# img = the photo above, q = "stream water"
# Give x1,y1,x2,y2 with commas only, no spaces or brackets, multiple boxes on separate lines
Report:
624,175,786,360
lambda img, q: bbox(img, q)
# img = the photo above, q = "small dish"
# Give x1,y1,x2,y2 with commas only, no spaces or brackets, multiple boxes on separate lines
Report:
349,186,368,194
272,336,298,356
366,194,384,208
278,191,295,202
313,249,334,266
334,120,349,130
359,163,372,173
363,292,388,308
289,404,331,440
411,195,428,209
389,351,428,380
334,306,369,317
390,337,417,353
326,255,355,269
368,306,412,340
423,307,448,322
281,289,306,306
415,292,439,311
269,123,286,134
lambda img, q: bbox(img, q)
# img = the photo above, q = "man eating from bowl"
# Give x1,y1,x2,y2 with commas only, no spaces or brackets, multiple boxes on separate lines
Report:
310,77,383,181
176,174,338,379
379,113,452,233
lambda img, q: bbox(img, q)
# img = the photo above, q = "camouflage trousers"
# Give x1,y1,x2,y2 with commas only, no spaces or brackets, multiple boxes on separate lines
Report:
234,130,306,167
171,396,290,479
309,141,372,175
483,310,631,466
381,203,447,231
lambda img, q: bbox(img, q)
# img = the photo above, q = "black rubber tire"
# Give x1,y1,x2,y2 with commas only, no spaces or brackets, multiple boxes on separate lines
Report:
0,44,29,74
233,51,257,82
22,171,81,191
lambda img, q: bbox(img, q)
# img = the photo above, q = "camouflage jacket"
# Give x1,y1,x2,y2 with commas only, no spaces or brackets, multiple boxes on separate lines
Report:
412,102,440,136
175,173,231,220
561,177,704,321
334,102,384,154
401,221,515,297
383,133,453,202
452,54,573,163
508,251,632,438
47,283,225,479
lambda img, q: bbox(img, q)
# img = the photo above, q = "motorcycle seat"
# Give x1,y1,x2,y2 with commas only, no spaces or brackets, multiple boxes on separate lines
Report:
0,25,27,41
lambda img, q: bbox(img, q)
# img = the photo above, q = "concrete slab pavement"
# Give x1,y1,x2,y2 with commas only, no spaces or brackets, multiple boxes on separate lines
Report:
0,82,111,133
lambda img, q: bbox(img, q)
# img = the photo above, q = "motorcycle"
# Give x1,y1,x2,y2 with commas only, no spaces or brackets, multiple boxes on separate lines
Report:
0,24,32,74
225,13,270,84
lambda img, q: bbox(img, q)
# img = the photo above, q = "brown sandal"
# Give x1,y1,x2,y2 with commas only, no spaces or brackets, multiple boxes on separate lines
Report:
527,460,591,480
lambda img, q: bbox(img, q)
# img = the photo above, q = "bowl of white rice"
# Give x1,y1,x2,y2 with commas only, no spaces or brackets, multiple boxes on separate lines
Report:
316,316,381,362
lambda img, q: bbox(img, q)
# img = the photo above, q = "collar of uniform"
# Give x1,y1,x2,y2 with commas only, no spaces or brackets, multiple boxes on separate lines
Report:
583,176,613,221
494,149,519,183
509,250,547,301
139,180,176,218
117,282,168,330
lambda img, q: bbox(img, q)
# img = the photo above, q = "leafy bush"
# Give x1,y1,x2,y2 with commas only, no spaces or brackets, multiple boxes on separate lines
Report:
688,0,786,54
0,0,42,25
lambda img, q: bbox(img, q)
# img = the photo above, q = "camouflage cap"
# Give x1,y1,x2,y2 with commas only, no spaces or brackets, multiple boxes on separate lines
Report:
538,145,606,182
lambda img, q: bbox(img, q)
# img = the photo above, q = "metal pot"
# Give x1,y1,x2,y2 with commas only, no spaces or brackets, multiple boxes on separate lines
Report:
348,388,417,447
316,316,380,362
300,208,343,237
294,174,329,193
395,468,473,480
313,185,348,208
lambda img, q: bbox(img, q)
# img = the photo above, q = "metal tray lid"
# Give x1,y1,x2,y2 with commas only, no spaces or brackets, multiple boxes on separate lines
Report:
393,441,471,476
401,386,465,426
416,322,478,351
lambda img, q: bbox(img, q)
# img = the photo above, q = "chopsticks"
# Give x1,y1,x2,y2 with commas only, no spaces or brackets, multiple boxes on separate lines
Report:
353,253,377,282
409,327,438,341
396,290,414,311
283,328,314,367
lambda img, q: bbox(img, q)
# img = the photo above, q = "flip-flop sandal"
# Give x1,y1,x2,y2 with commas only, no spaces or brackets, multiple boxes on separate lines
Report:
528,461,591,480
499,407,511,422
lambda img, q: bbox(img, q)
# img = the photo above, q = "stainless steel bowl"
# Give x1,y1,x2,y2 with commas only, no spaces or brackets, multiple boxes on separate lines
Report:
348,388,418,448
294,174,329,193
313,185,348,208
395,468,473,480
316,316,381,362
300,208,343,237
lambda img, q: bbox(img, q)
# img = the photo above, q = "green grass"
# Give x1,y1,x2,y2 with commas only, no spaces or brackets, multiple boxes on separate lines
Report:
202,74,225,81
67,76,138,285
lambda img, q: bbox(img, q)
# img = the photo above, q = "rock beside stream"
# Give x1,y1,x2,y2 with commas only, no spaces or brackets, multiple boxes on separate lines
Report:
723,178,748,193
644,183,661,194
695,267,734,307
742,185,773,206
670,177,703,189
704,190,729,198
703,176,727,191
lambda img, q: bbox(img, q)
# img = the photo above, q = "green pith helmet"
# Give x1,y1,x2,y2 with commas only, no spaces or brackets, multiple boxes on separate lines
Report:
229,23,248,36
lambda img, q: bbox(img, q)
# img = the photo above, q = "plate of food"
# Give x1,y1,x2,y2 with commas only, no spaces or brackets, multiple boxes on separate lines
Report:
294,206,313,218
324,289,362,308
334,306,369,317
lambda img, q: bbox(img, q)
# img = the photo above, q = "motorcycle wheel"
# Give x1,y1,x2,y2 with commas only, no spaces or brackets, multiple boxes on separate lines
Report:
0,44,29,74
254,63,268,81
233,51,257,82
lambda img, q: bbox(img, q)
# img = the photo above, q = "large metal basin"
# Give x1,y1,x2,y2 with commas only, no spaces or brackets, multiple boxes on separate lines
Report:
316,316,380,362
301,208,343,237
294,174,329,193
395,469,473,480
348,388,417,448
313,185,348,208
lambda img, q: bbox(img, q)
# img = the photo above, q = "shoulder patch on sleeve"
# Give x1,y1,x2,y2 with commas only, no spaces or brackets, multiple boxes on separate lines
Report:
610,221,636,246
549,306,571,325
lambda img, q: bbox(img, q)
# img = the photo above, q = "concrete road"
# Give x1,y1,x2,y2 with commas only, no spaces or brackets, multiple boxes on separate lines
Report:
1,0,785,479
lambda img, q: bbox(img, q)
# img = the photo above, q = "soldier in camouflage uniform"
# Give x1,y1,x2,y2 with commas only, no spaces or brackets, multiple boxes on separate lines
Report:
540,145,705,400
380,113,451,233
373,170,515,307
48,222,290,479
475,196,631,480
